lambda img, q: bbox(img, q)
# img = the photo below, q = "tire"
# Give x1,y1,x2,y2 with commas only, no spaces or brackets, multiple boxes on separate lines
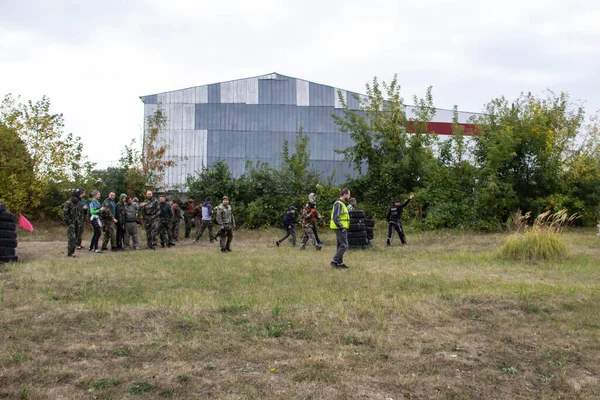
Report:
0,212,15,223
0,248,16,257
348,231,367,239
349,223,365,232
366,227,374,233
0,230,17,239
348,237,369,246
367,231,374,240
0,255,18,263
364,219,375,227
349,210,365,219
0,204,5,213
349,217,364,224
0,222,16,231
0,238,17,248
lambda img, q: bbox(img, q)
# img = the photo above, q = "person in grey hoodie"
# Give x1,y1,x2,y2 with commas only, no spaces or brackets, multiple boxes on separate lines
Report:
193,197,215,243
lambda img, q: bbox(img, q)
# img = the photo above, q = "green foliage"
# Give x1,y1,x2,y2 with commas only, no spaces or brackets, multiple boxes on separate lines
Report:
333,76,437,208
186,130,337,227
0,94,94,218
143,106,176,190
0,123,41,213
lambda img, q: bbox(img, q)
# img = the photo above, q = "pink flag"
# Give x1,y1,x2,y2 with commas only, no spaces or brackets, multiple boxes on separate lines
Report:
19,214,34,232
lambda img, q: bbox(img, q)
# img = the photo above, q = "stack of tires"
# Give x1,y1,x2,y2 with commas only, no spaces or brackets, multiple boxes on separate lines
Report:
0,205,18,263
348,210,375,249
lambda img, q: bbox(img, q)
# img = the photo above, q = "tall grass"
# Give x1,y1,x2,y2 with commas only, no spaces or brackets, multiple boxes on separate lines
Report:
500,210,577,261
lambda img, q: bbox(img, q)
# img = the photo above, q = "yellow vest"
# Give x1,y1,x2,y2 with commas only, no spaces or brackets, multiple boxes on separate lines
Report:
330,200,350,229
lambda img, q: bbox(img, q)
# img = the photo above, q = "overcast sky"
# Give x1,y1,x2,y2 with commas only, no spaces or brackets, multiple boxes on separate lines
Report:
1,0,599,168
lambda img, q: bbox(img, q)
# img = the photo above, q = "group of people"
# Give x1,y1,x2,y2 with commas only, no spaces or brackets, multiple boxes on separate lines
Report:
63,187,413,269
63,189,236,257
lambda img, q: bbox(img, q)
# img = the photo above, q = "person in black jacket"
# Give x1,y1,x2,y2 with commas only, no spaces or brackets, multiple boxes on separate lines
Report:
275,206,297,247
386,194,414,246
158,196,175,248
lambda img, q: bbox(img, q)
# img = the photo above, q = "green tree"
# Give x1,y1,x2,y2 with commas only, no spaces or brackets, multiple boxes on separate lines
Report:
473,91,584,223
0,123,41,213
0,94,94,217
333,75,437,216
143,107,176,190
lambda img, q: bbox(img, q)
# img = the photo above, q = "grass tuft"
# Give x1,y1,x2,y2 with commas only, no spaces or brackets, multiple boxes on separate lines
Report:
499,210,575,261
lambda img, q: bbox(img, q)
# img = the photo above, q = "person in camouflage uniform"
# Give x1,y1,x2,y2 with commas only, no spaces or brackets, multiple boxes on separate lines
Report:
76,189,87,250
215,196,235,252
115,193,128,250
347,198,357,212
300,202,322,251
171,200,183,242
63,189,82,258
123,197,140,250
101,191,118,251
159,196,174,248
140,190,161,250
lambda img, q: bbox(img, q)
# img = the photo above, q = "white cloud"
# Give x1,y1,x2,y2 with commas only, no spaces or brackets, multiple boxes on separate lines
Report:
1,0,599,168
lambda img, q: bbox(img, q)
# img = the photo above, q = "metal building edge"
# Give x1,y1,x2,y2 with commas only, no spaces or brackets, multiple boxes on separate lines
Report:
140,73,479,192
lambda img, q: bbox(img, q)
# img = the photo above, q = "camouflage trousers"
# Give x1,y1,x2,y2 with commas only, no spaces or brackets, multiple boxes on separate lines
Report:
171,218,181,242
67,224,78,256
300,225,320,249
101,220,116,250
194,220,215,242
159,219,172,246
218,225,233,250
144,217,161,249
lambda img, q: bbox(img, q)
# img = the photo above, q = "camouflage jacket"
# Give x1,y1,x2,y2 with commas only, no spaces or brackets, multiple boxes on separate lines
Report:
215,204,235,226
101,198,116,220
301,206,319,228
141,197,160,221
63,197,82,227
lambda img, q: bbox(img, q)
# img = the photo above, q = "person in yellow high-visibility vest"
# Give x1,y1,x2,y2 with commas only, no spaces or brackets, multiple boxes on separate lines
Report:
330,188,351,269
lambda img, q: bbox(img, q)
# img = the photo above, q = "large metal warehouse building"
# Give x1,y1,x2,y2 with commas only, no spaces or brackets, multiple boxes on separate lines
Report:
139,73,478,190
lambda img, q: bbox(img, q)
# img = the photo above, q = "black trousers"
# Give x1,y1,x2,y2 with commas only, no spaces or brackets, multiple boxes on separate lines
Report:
387,221,407,244
116,224,126,248
311,224,322,243
89,219,102,250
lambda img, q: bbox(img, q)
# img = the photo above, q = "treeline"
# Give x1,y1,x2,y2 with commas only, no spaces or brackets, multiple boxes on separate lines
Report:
2,77,599,229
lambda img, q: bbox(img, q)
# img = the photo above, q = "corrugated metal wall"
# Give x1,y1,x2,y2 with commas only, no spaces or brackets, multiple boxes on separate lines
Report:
141,73,478,190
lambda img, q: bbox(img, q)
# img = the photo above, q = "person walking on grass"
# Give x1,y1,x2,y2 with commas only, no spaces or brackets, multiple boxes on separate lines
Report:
76,189,87,250
307,193,325,245
300,203,322,251
386,194,414,246
275,206,297,247
101,191,118,252
88,190,104,253
215,196,235,253
184,197,195,239
140,190,161,250
63,189,82,258
330,188,351,269
193,197,215,244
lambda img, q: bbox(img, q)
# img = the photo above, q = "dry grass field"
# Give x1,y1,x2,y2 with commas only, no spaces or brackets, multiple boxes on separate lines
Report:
1,223,599,399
